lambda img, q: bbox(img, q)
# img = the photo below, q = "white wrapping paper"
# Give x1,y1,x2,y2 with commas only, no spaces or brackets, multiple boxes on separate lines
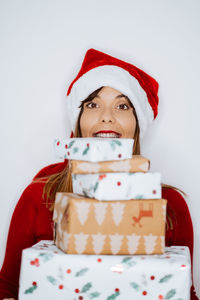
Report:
54,138,134,162
72,172,161,200
18,240,191,300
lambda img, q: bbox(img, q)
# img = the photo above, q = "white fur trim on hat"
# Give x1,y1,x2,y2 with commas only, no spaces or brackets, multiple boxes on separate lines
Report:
66,65,154,138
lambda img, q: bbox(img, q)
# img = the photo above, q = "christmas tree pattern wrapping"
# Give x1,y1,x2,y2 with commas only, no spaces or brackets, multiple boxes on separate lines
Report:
54,138,134,162
18,240,191,300
72,172,161,200
71,155,150,174
53,193,166,255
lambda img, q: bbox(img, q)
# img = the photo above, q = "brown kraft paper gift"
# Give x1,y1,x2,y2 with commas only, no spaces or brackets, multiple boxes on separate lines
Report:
53,193,167,255
70,155,150,174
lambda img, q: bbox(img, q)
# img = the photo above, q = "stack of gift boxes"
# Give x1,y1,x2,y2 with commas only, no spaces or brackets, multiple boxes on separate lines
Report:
18,138,192,300
53,138,166,256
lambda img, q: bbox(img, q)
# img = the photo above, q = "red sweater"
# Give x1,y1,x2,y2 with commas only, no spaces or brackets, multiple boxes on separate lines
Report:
0,161,199,299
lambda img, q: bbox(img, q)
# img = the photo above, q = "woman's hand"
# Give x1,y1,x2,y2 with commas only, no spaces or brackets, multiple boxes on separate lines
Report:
3,298,15,300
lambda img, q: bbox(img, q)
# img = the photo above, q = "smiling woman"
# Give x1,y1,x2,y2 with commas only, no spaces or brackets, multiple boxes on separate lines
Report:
79,86,136,139
0,49,198,299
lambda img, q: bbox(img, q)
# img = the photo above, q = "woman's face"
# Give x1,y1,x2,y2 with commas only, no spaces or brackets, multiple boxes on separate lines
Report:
80,86,136,138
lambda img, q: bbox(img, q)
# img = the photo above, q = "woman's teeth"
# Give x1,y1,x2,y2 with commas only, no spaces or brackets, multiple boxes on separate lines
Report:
94,133,120,138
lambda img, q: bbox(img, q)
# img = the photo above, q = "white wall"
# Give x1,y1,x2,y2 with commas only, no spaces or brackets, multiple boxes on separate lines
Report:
0,0,199,296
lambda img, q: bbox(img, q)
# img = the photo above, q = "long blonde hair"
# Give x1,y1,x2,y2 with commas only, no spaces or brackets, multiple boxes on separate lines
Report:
35,87,186,230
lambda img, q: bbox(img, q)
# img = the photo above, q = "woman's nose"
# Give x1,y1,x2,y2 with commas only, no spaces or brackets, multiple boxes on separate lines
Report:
100,108,115,123
102,119,112,123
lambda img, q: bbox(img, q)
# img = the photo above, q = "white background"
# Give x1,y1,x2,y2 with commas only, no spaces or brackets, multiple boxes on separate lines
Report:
0,0,199,296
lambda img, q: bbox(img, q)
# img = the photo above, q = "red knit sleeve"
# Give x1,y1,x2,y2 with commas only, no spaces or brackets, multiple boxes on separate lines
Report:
0,162,66,299
163,186,199,300
0,181,54,300
0,184,39,299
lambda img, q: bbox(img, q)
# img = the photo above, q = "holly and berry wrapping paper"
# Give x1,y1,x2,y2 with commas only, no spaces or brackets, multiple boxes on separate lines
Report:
72,172,161,200
54,138,134,162
53,193,166,255
71,155,150,174
18,240,191,300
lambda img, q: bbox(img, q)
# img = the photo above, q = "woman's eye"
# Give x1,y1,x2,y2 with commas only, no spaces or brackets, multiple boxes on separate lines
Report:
85,102,98,109
117,103,129,110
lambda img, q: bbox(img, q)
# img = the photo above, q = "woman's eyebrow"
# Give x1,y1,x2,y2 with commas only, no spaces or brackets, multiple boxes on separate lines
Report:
115,94,129,99
79,97,97,108
95,94,127,99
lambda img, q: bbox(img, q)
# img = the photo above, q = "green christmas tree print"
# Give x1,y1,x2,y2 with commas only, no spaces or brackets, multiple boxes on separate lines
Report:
159,274,173,283
93,182,99,192
24,283,38,294
107,291,120,300
73,147,79,154
39,252,53,262
75,267,89,277
89,291,101,298
68,140,75,148
82,144,90,155
164,289,176,299
81,282,92,293
109,140,122,150
121,257,137,268
46,275,58,285
129,281,140,291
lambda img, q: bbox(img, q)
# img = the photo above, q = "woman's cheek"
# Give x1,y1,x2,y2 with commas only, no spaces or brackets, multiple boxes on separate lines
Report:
116,111,133,125
117,112,136,137
80,111,97,135
84,110,99,124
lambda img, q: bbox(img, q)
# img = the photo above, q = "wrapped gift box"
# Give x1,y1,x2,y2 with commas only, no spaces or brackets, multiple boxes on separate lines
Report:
53,193,166,255
71,155,150,174
72,172,161,200
54,138,134,162
18,240,191,300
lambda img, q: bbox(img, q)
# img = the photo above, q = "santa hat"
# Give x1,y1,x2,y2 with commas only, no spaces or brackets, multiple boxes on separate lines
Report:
66,48,159,138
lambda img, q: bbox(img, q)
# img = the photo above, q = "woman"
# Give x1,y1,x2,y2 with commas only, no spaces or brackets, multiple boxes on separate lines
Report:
0,49,198,299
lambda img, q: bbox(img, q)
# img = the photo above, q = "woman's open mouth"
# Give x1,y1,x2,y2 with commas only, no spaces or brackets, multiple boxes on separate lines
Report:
92,131,121,138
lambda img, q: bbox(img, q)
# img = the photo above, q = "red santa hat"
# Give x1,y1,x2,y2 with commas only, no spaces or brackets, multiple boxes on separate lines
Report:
66,48,159,138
